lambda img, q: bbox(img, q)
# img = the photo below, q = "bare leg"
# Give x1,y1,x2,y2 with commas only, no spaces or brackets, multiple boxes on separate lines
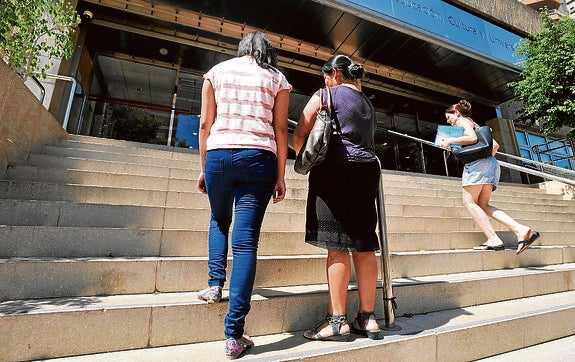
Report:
475,187,531,241
464,184,533,245
352,251,379,331
326,250,351,315
305,249,351,338
462,185,503,245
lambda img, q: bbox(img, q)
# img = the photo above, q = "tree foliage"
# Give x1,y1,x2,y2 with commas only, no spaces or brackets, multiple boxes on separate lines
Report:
104,105,162,144
0,0,80,79
509,12,575,139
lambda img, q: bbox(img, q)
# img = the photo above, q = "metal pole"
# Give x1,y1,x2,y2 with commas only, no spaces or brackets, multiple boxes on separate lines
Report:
375,158,401,330
30,76,46,104
45,74,77,130
443,150,450,176
167,68,180,146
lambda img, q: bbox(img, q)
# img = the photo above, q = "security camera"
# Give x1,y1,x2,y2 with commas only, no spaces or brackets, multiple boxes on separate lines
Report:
82,10,93,21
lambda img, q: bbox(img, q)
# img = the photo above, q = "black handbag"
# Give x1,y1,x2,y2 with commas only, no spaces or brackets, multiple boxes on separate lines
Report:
451,126,493,164
294,87,333,174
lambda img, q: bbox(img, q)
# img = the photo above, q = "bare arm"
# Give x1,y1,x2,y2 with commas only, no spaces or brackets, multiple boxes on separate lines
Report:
293,94,321,153
440,117,478,148
197,79,216,194
452,118,479,145
492,138,500,155
272,89,290,203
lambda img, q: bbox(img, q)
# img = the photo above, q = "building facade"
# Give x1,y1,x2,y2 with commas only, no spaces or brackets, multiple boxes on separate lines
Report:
41,0,573,181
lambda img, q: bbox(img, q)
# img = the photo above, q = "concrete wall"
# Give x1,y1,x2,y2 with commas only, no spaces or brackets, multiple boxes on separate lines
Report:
451,0,542,35
0,60,68,178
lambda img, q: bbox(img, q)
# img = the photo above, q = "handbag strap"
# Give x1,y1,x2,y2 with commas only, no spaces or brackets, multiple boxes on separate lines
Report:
321,87,342,133
319,87,331,112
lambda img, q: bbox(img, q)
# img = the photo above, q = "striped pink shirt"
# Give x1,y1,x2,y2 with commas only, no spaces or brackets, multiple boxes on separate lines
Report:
203,55,292,154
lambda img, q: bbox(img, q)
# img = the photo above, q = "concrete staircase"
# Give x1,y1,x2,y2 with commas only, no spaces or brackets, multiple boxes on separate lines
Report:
1,135,574,361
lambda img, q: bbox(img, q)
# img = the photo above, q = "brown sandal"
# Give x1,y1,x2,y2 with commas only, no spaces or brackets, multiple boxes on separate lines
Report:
303,314,350,341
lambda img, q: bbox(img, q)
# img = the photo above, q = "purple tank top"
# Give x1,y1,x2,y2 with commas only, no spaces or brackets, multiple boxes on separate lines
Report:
320,85,377,164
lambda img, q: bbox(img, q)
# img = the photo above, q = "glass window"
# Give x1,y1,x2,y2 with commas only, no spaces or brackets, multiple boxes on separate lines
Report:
515,130,574,170
516,131,528,147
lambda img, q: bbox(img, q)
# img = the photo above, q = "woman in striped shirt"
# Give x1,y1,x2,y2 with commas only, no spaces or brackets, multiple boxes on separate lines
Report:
197,31,292,359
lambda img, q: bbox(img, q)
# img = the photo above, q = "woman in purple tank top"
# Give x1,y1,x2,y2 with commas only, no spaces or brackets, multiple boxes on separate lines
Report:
294,54,382,341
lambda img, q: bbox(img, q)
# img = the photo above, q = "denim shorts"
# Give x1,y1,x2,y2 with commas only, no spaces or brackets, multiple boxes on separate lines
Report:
462,156,500,191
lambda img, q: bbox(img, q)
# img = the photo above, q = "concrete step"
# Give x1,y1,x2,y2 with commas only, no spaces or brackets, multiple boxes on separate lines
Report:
5,164,311,197
6,161,575,211
381,170,551,193
0,199,300,230
1,223,573,258
55,138,201,160
388,230,575,250
2,180,574,218
1,197,573,233
0,226,320,258
37,144,311,179
3,179,573,219
2,158,573,210
42,290,575,362
25,153,313,189
24,138,564,197
384,192,569,208
6,164,192,191
17,155,557,200
41,145,199,169
386,215,572,234
46,135,572,198
1,134,572,361
385,203,575,220
381,178,566,200
26,153,198,179
2,247,572,301
47,137,311,179
66,134,195,152
384,184,566,205
476,334,575,361
0,179,309,211
2,265,574,361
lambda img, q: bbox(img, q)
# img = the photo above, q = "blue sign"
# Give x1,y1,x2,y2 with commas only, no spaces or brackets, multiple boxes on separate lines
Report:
176,114,200,148
338,0,523,66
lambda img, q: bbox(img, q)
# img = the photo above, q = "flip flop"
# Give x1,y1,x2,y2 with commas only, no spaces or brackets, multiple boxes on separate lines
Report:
516,231,541,255
473,243,504,251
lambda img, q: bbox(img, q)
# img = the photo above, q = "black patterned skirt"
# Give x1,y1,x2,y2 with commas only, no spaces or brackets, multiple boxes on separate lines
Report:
304,161,380,252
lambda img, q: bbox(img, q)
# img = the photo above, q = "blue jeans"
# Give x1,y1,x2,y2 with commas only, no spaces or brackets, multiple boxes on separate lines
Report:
204,148,277,339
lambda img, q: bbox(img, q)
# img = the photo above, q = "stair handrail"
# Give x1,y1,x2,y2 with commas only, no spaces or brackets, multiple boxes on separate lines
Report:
496,151,575,180
42,73,77,130
29,75,46,104
384,129,575,187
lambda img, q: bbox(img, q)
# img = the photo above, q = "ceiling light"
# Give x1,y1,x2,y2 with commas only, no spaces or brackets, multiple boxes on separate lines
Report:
159,48,168,55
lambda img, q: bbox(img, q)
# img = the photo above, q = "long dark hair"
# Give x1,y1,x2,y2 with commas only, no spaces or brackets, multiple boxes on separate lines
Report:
237,31,278,71
321,54,365,80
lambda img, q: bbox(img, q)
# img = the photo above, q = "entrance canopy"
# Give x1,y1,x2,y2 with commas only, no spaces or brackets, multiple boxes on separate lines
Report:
76,0,524,124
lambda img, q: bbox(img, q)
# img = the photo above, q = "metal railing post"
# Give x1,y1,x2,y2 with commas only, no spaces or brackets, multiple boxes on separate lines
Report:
44,74,77,130
443,150,450,176
30,76,46,104
375,158,400,330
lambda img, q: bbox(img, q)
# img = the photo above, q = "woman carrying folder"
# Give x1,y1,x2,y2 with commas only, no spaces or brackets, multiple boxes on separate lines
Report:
440,99,540,254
